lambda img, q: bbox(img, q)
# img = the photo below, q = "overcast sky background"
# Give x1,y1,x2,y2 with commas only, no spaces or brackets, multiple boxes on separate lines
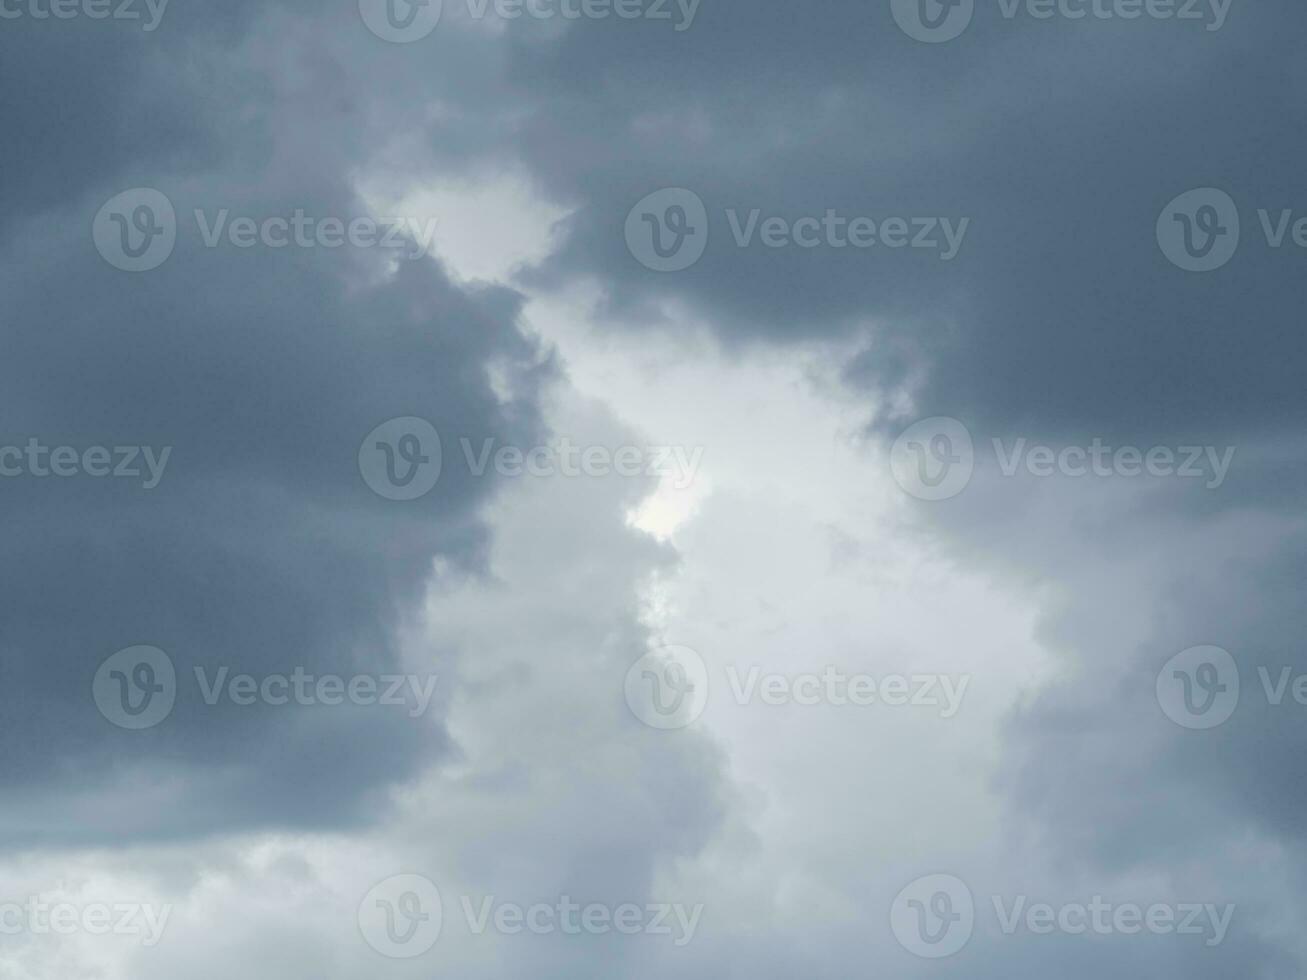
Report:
2,0,1305,977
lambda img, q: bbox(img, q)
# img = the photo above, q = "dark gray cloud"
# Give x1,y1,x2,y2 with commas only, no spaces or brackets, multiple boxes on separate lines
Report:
508,1,1305,439
0,4,550,846
3,1,1306,976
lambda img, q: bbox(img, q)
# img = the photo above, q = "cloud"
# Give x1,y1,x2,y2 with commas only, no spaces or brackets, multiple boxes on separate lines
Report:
4,0,1306,976
0,2,551,845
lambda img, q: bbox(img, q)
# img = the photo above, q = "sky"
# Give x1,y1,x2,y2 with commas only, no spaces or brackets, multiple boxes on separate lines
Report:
1,0,1305,977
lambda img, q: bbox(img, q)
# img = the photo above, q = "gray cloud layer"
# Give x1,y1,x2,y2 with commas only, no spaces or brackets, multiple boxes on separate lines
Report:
0,4,550,845
2,0,1304,976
